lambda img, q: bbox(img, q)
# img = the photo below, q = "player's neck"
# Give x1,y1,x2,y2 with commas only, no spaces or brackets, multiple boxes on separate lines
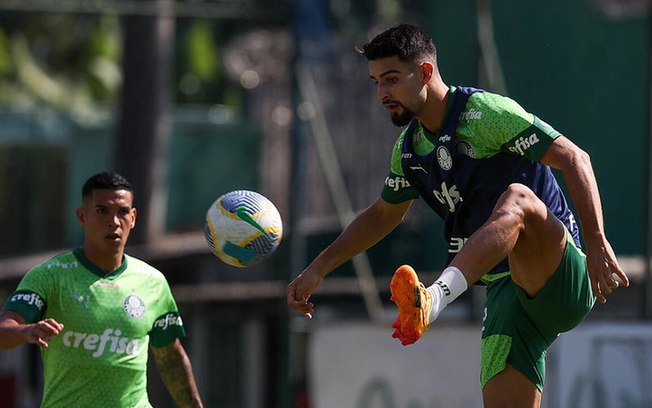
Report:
80,245,125,274
416,81,449,135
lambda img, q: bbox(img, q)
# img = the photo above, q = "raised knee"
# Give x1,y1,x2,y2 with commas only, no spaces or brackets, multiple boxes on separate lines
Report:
492,184,538,223
504,183,536,200
502,184,539,211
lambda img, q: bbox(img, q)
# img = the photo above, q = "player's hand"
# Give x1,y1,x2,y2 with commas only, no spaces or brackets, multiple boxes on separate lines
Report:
24,318,64,348
586,238,629,304
287,269,323,319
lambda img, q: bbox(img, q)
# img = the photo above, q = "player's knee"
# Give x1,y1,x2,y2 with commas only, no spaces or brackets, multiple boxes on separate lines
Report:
502,184,539,211
504,183,536,200
493,184,538,223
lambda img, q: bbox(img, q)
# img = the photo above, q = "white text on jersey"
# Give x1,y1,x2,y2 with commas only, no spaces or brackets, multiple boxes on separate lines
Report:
46,260,79,269
507,133,540,155
154,313,183,330
62,328,140,358
385,176,411,192
433,181,463,213
459,108,483,121
449,237,468,253
10,293,45,310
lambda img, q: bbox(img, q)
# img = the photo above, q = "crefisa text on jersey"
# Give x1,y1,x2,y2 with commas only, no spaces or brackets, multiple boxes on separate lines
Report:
10,293,45,310
62,328,140,358
154,313,183,330
385,175,412,192
507,133,540,156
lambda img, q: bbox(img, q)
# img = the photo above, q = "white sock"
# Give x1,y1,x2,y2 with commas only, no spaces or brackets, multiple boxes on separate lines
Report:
425,266,469,324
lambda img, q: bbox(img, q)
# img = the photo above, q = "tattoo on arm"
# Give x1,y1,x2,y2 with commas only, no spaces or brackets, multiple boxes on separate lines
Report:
151,339,204,408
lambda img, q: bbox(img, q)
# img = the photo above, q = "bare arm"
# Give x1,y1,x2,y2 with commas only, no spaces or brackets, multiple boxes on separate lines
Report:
541,135,629,303
0,310,63,350
286,197,413,317
151,339,204,408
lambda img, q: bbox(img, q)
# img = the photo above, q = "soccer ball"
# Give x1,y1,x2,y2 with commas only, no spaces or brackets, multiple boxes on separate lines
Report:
204,190,283,267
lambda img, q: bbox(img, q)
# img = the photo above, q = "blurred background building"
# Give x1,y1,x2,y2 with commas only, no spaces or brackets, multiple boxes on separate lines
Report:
0,0,649,407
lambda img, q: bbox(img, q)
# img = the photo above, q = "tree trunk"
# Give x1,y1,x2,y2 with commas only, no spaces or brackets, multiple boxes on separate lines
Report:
114,0,175,244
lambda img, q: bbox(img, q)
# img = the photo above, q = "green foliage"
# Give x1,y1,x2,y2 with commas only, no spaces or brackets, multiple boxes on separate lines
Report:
0,13,121,121
186,20,219,82
0,30,12,75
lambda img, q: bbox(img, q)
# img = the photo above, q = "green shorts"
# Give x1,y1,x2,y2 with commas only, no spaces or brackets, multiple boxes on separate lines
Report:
480,229,595,392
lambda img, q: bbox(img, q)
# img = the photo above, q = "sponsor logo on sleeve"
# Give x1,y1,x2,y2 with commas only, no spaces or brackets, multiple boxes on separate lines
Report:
384,176,411,192
507,133,540,155
154,313,183,331
10,293,45,310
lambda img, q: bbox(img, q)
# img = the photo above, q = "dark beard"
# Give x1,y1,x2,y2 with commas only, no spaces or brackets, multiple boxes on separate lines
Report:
390,106,415,127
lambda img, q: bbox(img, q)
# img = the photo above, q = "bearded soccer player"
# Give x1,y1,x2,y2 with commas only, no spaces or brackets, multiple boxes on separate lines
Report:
286,24,628,407
0,172,204,408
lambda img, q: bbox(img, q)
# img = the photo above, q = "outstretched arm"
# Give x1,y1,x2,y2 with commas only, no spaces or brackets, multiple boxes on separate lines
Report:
151,339,204,408
0,310,63,350
286,197,412,318
541,135,629,303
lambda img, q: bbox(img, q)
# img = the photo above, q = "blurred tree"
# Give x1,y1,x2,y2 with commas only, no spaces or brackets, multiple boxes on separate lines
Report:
0,13,121,122
0,3,292,115
177,19,219,101
115,0,175,244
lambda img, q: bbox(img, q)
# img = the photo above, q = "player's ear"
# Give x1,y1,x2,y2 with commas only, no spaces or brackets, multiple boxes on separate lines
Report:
76,207,85,226
420,61,434,83
130,207,137,228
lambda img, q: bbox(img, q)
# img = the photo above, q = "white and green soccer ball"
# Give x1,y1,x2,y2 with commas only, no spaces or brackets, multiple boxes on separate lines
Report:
204,190,283,267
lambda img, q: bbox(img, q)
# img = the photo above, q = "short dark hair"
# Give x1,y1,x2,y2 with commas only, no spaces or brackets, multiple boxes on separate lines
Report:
82,172,133,199
358,24,437,64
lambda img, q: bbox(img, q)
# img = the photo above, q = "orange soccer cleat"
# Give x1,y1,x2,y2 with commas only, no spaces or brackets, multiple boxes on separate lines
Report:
390,265,432,346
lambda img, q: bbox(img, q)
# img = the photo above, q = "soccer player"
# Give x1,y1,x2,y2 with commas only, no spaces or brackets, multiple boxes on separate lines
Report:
0,172,204,408
286,24,629,407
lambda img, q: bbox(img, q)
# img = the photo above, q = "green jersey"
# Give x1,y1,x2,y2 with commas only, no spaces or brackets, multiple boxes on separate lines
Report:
2,248,185,407
381,86,580,278
382,85,561,203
